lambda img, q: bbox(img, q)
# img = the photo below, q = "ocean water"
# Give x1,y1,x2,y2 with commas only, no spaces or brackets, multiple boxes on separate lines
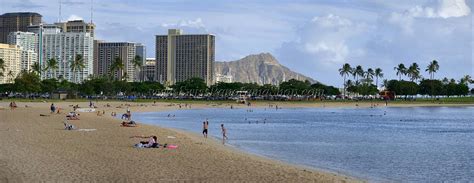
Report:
133,106,474,182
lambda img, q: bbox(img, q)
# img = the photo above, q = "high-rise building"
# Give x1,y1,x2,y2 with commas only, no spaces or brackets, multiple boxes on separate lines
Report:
0,43,21,84
41,31,94,83
0,12,42,43
55,20,95,37
155,29,215,86
140,58,156,82
27,24,61,69
7,31,38,71
95,42,143,82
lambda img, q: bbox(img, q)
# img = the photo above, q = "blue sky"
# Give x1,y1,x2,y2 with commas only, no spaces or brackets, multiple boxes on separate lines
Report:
1,0,472,86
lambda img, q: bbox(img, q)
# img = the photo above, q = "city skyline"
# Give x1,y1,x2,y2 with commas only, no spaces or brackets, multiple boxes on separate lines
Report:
0,0,472,86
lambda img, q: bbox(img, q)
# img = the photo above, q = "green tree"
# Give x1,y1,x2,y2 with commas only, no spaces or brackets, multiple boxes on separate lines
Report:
386,80,418,98
0,58,5,77
311,83,341,96
7,70,15,83
40,79,58,96
352,65,364,82
113,80,132,95
171,77,207,94
419,79,443,96
459,75,471,85
407,63,421,82
46,58,59,79
394,63,407,81
110,57,125,81
374,68,383,89
132,55,143,81
426,60,439,80
14,71,41,94
279,79,311,95
364,68,374,84
70,54,85,83
31,62,41,75
338,63,352,98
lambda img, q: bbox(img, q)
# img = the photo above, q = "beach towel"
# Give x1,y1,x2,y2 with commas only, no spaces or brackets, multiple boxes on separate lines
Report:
76,129,96,132
167,136,176,139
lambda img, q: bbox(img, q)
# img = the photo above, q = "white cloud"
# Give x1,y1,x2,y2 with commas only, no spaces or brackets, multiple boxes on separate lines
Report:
311,14,352,28
301,14,367,64
389,0,471,34
161,18,206,29
437,0,471,18
67,14,83,21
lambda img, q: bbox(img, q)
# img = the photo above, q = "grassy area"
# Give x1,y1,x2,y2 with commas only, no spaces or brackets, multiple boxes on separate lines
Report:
2,96,474,105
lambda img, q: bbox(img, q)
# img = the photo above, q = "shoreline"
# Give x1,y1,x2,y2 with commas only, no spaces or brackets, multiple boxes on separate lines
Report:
0,101,360,182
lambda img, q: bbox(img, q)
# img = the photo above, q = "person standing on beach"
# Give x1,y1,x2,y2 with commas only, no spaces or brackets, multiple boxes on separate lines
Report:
221,124,228,144
50,103,56,113
202,121,209,138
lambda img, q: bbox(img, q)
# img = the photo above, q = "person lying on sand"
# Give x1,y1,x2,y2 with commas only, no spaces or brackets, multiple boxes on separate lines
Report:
40,114,50,117
121,121,137,127
66,112,80,120
131,135,158,148
63,120,75,130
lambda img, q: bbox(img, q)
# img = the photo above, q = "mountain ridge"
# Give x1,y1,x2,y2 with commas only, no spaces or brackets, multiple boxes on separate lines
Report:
214,53,316,85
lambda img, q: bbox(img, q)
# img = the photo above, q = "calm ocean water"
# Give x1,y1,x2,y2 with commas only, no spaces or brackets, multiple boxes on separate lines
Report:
133,106,474,182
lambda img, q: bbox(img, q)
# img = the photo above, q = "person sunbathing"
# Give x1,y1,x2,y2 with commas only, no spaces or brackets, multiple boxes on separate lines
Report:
66,112,80,120
121,121,137,127
63,120,75,130
131,135,158,148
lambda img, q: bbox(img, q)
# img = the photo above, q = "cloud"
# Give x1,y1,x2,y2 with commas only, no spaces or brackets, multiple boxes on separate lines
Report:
67,14,84,21
161,18,206,29
389,0,471,33
275,14,371,83
437,0,471,18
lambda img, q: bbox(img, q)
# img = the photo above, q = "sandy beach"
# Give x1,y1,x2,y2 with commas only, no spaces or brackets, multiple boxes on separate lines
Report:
0,101,362,182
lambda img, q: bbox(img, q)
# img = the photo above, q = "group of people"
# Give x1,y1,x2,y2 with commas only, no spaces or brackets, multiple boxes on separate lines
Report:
9,101,17,109
202,119,228,144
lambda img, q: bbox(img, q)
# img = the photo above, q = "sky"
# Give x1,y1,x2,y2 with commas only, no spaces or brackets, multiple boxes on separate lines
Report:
1,0,472,87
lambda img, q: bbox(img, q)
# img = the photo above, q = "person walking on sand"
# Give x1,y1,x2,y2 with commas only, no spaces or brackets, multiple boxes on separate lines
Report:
221,124,228,144
50,103,56,113
202,121,209,138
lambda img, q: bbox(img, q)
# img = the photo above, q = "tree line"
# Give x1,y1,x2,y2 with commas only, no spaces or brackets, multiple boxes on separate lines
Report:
339,60,473,97
0,70,341,99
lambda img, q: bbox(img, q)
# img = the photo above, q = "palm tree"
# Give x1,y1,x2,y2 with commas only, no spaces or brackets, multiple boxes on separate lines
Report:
442,77,449,84
459,75,471,85
0,58,5,77
46,58,59,79
110,57,124,81
122,72,128,81
394,63,407,81
426,60,439,80
31,62,41,75
407,63,421,82
365,68,375,84
374,68,383,88
132,55,143,81
352,65,364,82
339,63,352,98
70,54,85,83
7,70,14,83
382,79,389,89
